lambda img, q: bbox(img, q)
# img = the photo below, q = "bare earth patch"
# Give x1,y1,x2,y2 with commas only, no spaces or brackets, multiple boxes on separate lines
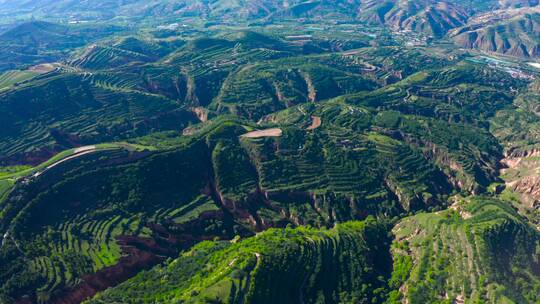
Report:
74,145,97,154
306,116,321,130
241,128,282,138
191,107,208,122
182,128,195,136
450,200,471,219
28,63,60,74
501,150,540,209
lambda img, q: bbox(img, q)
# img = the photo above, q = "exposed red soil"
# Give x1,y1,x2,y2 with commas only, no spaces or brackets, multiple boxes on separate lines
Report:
191,106,209,122
42,208,241,304
1,149,58,167
49,236,170,304
306,116,321,130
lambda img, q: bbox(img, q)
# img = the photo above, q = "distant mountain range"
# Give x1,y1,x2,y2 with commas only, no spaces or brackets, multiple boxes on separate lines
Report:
450,7,540,58
0,0,538,58
0,0,533,21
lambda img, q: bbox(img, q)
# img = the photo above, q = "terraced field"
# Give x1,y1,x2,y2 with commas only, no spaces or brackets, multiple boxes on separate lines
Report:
0,4,540,303
69,37,173,71
0,32,387,165
391,197,540,303
0,70,40,91
0,73,197,165
0,107,488,301
0,141,228,302
0,78,530,304
87,219,392,304
487,79,540,228
0,21,123,72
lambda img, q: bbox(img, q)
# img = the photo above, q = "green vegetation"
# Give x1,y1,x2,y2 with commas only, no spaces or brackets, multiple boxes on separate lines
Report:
0,73,197,165
0,142,224,301
88,219,392,304
391,196,540,303
0,1,540,303
0,100,508,301
0,21,123,71
0,70,39,91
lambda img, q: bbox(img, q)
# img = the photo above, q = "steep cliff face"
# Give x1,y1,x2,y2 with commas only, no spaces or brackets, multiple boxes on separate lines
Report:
500,148,540,227
490,81,540,229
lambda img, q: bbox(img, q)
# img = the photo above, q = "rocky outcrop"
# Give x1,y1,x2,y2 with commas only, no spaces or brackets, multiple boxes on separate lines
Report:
501,148,540,211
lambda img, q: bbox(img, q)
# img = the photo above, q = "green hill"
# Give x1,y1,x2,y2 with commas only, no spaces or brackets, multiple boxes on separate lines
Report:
0,1,540,303
391,196,540,303
0,101,512,301
0,21,122,71
87,219,391,304
69,37,174,70
0,73,197,165
84,197,540,304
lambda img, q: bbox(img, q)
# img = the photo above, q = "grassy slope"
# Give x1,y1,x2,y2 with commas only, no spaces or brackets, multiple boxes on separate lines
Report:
0,107,508,301
0,140,218,301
